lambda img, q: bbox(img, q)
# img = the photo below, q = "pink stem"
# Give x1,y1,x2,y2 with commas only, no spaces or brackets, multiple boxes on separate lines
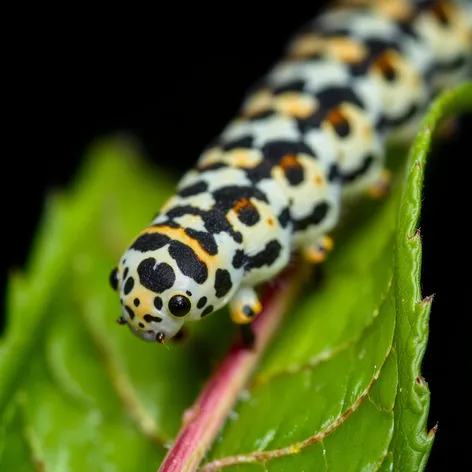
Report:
158,263,305,472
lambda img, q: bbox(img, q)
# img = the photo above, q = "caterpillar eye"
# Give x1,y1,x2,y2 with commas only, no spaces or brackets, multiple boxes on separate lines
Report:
109,267,119,291
156,332,166,343
116,316,127,325
168,295,191,317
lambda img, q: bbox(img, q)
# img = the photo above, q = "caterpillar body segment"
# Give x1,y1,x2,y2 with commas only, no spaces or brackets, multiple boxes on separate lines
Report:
110,0,472,344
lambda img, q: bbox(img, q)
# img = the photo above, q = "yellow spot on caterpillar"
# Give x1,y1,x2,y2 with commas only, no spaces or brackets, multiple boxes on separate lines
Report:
241,89,273,117
273,92,317,118
302,236,334,264
372,0,413,22
334,0,413,21
230,300,262,324
198,147,223,168
327,37,369,63
137,226,215,264
225,148,262,168
290,34,367,63
125,287,156,324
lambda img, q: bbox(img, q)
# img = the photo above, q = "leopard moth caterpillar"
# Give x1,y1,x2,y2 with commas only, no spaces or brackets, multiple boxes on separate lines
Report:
109,0,471,344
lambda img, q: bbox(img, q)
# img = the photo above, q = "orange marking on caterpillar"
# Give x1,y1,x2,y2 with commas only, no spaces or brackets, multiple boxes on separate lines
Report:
137,225,215,264
233,197,255,215
373,51,398,81
279,154,300,170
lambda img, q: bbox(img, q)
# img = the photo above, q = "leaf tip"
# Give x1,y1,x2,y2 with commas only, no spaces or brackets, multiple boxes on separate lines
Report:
415,376,426,385
420,295,434,306
407,228,421,241
414,375,431,400
428,422,438,438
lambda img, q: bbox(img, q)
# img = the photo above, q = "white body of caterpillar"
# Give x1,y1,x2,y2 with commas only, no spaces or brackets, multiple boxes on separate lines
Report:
109,0,472,343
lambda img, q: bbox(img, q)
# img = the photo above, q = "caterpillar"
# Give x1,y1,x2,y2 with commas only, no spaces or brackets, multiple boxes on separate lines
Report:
109,0,471,344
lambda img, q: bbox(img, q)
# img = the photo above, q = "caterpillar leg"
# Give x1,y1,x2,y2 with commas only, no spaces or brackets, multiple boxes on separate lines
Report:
171,327,188,343
366,169,391,199
302,235,334,264
230,286,262,325
240,324,256,350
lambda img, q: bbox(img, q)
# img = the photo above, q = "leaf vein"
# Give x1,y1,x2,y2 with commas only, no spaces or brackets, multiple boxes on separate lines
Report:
251,288,389,389
78,294,171,448
200,344,392,471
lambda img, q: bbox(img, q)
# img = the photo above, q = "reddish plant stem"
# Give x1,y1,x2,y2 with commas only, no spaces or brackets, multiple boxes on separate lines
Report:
158,263,306,472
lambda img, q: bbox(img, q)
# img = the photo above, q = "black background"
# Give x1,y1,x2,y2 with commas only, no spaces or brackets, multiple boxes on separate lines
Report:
2,2,470,470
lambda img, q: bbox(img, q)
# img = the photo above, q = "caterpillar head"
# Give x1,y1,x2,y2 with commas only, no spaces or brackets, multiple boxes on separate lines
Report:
109,228,237,343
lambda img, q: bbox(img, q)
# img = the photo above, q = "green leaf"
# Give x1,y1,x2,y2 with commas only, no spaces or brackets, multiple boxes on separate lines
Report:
391,83,472,470
1,83,471,471
0,138,237,470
